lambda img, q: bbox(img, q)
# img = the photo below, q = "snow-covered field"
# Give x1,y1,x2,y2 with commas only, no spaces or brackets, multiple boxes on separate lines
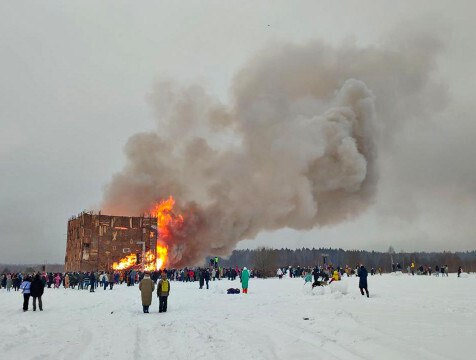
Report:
1,274,475,360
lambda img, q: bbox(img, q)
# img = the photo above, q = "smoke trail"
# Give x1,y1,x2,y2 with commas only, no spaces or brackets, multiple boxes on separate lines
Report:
102,36,444,266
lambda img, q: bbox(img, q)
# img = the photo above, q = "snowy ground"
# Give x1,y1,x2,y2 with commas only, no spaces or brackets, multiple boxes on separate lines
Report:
1,273,475,360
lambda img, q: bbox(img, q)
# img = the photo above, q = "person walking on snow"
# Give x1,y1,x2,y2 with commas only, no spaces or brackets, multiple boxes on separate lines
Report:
139,272,155,313
357,265,369,298
241,267,250,294
157,272,170,313
20,276,32,311
277,268,283,279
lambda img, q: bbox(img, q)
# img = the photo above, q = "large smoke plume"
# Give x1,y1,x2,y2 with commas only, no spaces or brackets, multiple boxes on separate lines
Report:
102,34,444,266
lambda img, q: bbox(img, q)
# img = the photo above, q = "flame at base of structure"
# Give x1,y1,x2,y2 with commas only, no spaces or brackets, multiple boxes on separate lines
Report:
112,196,181,271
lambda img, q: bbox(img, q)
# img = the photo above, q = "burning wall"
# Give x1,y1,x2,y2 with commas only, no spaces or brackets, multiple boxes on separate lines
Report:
64,212,157,272
65,197,182,272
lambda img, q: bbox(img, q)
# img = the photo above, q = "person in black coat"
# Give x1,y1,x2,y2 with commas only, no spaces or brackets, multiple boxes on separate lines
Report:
357,265,369,298
204,268,210,289
30,273,45,311
89,272,95,292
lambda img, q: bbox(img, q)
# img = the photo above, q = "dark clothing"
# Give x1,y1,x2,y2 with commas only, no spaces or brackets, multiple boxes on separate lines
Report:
23,294,30,311
358,266,369,297
159,296,168,312
89,274,95,292
30,277,45,297
33,296,43,311
358,267,368,288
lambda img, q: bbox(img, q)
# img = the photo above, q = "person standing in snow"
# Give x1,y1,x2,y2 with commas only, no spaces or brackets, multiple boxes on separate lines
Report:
357,265,369,298
102,273,109,290
64,273,70,288
203,268,210,289
108,272,115,290
54,273,61,288
20,275,32,311
139,272,155,313
241,267,250,294
157,272,170,313
30,273,45,311
199,268,205,289
277,268,283,279
89,272,96,292
6,274,13,292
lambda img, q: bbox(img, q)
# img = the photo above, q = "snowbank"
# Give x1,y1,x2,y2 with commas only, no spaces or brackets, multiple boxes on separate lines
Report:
1,274,475,360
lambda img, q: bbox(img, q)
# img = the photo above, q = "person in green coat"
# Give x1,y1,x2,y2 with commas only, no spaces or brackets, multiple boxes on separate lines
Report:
241,267,250,294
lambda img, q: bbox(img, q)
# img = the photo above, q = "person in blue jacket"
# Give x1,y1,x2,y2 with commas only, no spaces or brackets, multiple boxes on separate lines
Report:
20,275,32,311
357,265,369,298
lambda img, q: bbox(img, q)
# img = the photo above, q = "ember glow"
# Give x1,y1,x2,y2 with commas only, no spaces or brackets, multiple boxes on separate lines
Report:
112,196,183,271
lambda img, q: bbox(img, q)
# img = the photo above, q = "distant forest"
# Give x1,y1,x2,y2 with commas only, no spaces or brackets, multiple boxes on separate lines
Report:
213,247,476,273
2,248,475,274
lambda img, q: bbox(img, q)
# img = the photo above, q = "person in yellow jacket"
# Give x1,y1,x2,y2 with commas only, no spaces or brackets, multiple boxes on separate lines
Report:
157,272,170,313
329,270,341,284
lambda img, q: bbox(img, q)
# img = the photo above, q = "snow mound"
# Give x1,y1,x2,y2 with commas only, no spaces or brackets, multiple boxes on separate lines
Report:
330,280,348,295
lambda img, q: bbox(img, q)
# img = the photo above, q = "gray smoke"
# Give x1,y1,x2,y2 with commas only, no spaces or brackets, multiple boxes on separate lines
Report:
102,34,444,266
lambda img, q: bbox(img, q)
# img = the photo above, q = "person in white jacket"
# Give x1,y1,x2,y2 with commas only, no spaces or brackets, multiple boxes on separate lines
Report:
277,268,283,279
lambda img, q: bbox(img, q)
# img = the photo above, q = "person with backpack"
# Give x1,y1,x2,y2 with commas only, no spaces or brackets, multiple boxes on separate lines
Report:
30,273,45,311
20,275,32,311
157,272,170,313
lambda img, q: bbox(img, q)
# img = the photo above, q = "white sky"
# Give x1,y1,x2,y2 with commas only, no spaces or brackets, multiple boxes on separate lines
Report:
1,1,476,263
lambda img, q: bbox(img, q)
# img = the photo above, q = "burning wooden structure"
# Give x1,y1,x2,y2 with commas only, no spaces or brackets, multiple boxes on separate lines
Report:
64,212,158,272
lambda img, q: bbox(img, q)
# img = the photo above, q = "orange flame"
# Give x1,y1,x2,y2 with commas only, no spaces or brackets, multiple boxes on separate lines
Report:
111,196,182,271
112,253,137,270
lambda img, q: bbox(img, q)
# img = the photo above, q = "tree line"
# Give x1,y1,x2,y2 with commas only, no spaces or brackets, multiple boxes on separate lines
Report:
213,248,476,274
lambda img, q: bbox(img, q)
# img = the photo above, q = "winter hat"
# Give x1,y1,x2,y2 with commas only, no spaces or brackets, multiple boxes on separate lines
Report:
243,267,247,270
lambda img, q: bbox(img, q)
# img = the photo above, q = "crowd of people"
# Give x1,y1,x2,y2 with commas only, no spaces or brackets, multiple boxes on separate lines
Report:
0,262,466,313
0,265,254,313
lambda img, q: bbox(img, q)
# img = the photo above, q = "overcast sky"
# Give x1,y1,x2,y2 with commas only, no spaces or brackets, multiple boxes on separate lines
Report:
1,1,475,264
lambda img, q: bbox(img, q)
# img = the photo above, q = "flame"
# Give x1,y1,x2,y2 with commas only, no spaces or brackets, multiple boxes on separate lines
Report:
112,253,137,270
156,245,168,270
111,196,182,271
152,196,183,270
